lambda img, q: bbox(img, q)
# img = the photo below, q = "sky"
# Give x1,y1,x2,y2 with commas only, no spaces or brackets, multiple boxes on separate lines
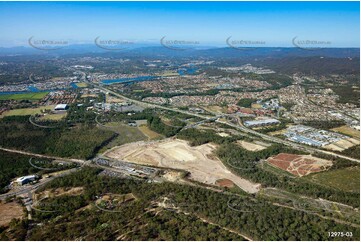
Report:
0,1,359,48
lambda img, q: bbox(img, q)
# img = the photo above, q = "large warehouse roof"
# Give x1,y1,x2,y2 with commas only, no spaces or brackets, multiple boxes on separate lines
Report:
244,118,280,127
54,104,69,110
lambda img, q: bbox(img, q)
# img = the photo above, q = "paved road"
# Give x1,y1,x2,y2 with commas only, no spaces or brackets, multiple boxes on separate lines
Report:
91,81,359,163
0,168,79,200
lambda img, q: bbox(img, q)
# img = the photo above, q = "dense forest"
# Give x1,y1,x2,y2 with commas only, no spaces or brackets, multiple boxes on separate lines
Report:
301,120,346,130
338,145,360,159
1,168,358,241
0,116,116,159
147,116,182,137
237,98,257,108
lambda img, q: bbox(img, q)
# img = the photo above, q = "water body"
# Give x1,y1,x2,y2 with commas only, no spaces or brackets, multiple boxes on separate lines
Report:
28,86,39,92
70,82,79,89
178,67,197,76
101,76,157,85
0,84,78,95
0,91,32,95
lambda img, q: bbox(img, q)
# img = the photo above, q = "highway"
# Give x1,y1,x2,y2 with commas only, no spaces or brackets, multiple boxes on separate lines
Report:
91,80,360,163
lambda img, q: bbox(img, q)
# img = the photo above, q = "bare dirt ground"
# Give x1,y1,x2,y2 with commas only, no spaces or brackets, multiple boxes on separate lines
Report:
104,139,260,193
217,132,230,137
267,153,332,177
0,201,24,226
215,179,235,188
106,94,124,103
237,140,267,151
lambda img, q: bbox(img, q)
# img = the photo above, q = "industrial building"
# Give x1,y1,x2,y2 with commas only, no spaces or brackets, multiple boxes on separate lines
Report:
54,104,69,111
284,125,349,147
244,118,280,127
16,175,37,185
287,135,326,147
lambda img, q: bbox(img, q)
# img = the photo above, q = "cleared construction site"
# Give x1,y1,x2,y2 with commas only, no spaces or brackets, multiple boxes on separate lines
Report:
104,139,260,193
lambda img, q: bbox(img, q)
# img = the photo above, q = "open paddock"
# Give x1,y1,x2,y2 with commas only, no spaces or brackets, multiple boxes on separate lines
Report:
0,105,56,118
324,138,360,151
237,140,267,151
0,92,49,101
332,125,360,139
138,125,163,140
307,166,360,193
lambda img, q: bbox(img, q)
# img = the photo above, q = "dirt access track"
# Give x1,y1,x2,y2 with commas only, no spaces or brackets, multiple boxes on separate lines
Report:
104,139,260,193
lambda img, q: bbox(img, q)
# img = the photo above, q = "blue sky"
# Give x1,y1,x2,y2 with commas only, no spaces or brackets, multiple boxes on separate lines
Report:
0,1,359,47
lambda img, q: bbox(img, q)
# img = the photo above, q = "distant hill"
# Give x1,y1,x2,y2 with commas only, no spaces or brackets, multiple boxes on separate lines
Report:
0,45,359,75
0,45,359,58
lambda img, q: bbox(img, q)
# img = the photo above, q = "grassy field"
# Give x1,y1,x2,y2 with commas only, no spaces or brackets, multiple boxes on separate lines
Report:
138,125,163,140
75,82,88,88
202,105,227,114
39,112,67,121
0,92,49,101
306,166,360,193
99,122,147,152
159,71,180,77
0,105,55,118
332,125,360,138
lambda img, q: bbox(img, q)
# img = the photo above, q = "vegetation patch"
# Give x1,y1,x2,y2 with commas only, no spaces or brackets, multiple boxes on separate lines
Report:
307,166,360,193
0,116,116,159
0,105,55,118
138,125,163,140
0,92,49,101
237,98,257,108
99,122,147,151
3,167,358,241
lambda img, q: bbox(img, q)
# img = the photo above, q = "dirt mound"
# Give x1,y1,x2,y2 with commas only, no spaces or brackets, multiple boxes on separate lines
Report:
216,179,235,188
